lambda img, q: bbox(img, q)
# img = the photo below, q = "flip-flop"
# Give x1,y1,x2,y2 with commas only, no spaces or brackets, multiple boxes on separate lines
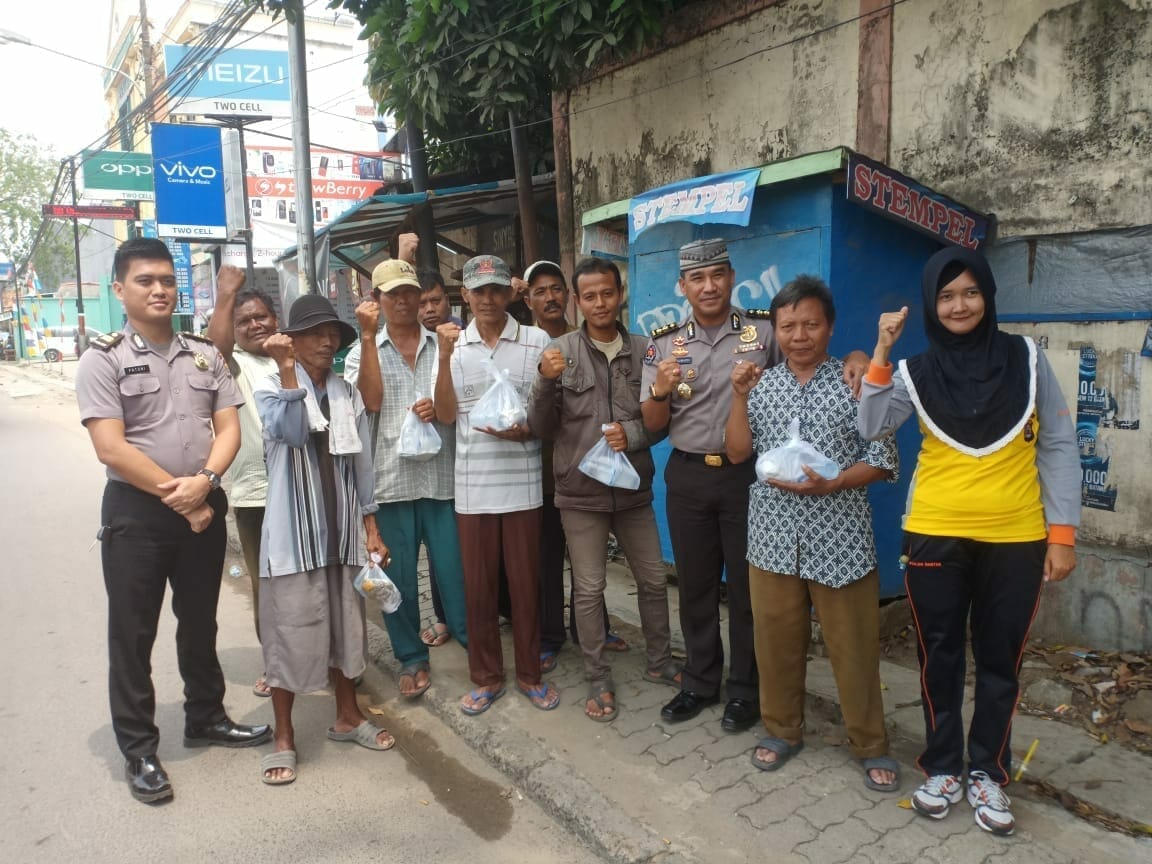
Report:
585,684,617,723
750,737,805,772
326,720,395,751
643,661,683,688
261,749,297,785
460,685,506,716
604,633,630,652
252,677,272,698
398,664,431,699
539,651,558,673
861,755,902,793
420,623,451,647
517,681,561,711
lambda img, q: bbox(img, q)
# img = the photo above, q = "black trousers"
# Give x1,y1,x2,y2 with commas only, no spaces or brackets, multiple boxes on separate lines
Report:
101,482,229,758
665,453,758,701
904,532,1046,785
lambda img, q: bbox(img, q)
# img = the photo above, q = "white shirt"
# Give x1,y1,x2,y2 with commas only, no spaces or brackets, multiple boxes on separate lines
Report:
432,314,548,514
226,349,277,506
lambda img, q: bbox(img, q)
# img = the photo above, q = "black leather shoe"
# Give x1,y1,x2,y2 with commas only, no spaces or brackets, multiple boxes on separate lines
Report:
125,755,172,804
184,718,273,749
721,698,760,733
660,690,720,724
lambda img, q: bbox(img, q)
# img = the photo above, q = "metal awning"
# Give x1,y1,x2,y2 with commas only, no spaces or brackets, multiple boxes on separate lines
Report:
276,173,556,273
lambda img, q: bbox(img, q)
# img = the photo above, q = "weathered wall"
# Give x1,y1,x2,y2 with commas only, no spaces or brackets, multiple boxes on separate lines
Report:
891,0,1152,236
569,0,859,214
1002,322,1152,547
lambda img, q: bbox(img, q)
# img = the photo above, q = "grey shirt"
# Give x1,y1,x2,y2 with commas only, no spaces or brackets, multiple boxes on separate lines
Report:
640,307,783,453
76,324,243,482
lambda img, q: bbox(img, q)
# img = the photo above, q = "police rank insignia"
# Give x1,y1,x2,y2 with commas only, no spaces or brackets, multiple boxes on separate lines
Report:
194,353,209,370
685,368,697,380
644,344,657,365
740,325,758,343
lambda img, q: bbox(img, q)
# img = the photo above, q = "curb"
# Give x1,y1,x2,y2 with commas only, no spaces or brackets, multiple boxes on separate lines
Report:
363,619,695,864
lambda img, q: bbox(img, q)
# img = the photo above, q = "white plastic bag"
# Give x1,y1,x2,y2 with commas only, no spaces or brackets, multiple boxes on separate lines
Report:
755,418,841,485
353,556,402,613
578,425,642,490
470,358,527,431
397,395,442,462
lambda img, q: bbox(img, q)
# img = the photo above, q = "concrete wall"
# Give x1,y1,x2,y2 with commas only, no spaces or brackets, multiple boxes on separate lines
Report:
570,0,1152,236
569,0,860,214
890,0,1152,237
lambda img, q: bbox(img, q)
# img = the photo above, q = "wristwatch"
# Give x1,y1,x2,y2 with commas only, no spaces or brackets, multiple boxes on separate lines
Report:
649,383,670,402
197,468,222,490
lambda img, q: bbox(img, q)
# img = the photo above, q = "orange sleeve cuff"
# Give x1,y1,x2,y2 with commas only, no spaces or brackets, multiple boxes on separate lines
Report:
865,361,893,385
1048,525,1076,546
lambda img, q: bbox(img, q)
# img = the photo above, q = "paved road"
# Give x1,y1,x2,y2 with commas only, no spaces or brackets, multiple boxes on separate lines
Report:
0,367,596,864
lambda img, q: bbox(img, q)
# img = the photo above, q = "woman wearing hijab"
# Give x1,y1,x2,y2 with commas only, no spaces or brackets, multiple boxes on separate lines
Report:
858,246,1079,836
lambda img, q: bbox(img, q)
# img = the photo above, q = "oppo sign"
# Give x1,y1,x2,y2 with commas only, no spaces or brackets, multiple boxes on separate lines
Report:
81,150,155,201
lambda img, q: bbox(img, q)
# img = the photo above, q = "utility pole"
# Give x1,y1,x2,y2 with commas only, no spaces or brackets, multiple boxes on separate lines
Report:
508,111,539,268
287,4,317,293
138,0,153,99
404,119,438,272
68,156,86,347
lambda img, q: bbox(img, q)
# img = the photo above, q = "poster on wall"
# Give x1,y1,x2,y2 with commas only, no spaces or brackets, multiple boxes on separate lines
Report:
243,145,386,266
1076,345,1142,512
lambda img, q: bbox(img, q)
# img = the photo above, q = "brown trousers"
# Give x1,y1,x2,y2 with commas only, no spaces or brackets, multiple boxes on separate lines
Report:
234,506,265,641
560,505,672,687
749,566,888,760
456,509,542,688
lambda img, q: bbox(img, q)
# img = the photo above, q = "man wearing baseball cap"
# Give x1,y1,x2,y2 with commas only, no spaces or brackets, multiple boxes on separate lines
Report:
344,259,468,700
432,255,559,714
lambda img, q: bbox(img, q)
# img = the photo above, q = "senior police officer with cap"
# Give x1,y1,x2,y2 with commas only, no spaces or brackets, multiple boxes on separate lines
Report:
76,238,271,805
641,238,868,733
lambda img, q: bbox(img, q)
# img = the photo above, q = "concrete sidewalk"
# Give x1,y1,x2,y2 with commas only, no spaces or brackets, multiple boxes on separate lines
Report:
364,557,1149,864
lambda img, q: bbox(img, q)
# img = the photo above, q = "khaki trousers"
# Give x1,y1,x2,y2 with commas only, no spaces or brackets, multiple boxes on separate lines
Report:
561,506,672,687
749,566,888,760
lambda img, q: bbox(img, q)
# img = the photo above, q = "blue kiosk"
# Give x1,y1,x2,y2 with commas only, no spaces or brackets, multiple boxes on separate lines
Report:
581,147,995,597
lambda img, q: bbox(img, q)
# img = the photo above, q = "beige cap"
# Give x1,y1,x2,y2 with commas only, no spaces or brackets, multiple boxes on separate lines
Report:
371,258,421,294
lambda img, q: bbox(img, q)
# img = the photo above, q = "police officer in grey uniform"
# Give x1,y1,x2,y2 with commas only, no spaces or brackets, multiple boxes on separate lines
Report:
76,238,271,804
642,239,871,732
641,239,781,732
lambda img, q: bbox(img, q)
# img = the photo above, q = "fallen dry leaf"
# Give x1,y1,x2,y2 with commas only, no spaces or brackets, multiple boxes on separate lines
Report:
1124,718,1152,735
368,706,386,716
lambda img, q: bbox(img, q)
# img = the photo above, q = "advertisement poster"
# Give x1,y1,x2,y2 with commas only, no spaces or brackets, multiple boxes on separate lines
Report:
243,145,387,266
1076,345,1141,512
152,123,228,240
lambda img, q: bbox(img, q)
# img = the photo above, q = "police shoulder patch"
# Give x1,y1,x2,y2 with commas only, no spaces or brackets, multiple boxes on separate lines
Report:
650,321,681,338
744,309,772,320
181,331,215,345
90,332,124,351
643,344,657,365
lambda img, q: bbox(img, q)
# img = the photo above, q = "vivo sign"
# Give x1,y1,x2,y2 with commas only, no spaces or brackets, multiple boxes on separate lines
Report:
151,124,228,240
164,45,292,118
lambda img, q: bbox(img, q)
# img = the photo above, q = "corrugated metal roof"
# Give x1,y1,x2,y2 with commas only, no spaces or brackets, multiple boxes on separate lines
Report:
277,173,556,266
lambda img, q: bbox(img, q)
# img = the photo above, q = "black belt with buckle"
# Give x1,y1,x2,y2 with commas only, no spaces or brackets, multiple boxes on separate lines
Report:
673,449,731,467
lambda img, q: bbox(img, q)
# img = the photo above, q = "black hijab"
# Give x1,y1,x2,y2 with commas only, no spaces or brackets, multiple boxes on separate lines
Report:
903,246,1032,451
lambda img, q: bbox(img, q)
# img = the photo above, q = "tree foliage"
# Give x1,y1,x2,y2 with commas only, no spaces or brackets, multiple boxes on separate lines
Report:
0,128,74,289
254,0,686,174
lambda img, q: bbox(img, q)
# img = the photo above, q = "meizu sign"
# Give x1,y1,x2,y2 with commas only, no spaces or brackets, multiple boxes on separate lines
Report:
164,45,291,118
81,151,154,201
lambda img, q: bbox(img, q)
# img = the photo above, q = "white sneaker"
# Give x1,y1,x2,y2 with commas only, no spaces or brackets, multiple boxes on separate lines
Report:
967,771,1015,836
911,774,965,819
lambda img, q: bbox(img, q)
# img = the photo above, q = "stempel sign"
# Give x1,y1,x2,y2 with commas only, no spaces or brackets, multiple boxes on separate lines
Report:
846,152,992,250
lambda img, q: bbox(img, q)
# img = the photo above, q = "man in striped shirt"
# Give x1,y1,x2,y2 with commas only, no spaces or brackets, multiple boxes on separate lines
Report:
432,255,559,715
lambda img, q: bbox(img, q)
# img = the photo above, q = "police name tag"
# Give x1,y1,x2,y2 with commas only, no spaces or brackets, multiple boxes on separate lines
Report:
124,365,150,375
734,342,763,354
